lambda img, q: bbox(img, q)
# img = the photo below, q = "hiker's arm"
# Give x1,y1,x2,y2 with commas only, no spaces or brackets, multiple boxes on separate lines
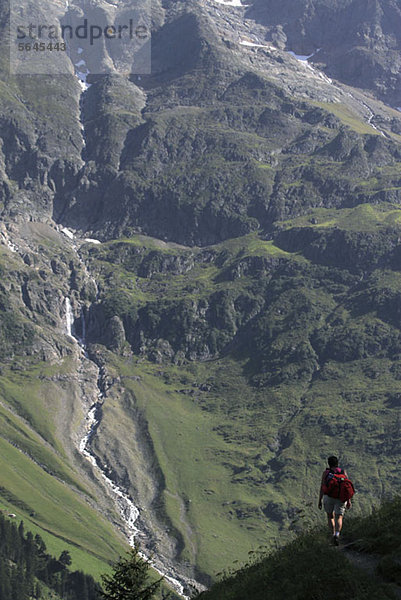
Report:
318,472,325,508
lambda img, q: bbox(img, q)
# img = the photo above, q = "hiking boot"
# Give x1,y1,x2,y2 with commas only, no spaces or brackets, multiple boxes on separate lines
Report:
332,535,339,546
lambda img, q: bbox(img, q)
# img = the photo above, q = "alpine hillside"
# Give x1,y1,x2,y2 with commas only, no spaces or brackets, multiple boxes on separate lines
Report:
0,0,400,595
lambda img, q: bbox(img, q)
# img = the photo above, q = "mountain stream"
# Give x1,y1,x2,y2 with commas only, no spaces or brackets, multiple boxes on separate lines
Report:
63,275,199,598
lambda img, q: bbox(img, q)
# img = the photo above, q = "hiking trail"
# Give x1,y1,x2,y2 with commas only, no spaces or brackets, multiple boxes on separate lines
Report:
340,541,401,599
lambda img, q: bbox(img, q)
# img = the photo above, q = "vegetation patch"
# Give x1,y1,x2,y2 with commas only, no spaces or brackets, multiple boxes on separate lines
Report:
310,101,381,135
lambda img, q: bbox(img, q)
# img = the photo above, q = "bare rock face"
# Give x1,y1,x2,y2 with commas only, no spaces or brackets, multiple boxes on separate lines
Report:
247,0,401,106
105,315,126,351
1,0,400,246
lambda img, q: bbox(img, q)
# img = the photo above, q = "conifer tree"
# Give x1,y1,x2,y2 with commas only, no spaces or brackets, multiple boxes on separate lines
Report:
59,550,72,567
35,581,42,599
100,546,162,600
0,560,11,600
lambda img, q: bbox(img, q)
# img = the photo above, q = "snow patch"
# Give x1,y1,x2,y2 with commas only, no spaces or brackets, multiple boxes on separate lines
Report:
318,71,333,84
0,230,19,253
286,48,334,83
7,240,18,253
287,50,316,61
240,40,272,49
61,227,74,240
213,0,243,6
77,71,91,91
287,48,320,62
73,50,91,90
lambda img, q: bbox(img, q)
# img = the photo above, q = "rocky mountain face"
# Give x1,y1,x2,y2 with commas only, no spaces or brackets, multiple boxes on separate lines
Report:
0,0,401,594
248,0,401,107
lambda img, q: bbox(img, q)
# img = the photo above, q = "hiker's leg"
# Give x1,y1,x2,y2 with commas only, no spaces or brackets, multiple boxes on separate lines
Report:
334,501,347,537
334,514,343,534
326,512,335,534
323,496,335,534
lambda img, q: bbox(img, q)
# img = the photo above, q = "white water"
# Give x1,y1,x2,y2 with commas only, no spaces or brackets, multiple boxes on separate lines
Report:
69,297,194,599
359,99,385,135
79,404,141,540
78,395,191,598
345,90,386,136
0,230,19,254
285,48,385,134
79,405,98,460
64,297,74,337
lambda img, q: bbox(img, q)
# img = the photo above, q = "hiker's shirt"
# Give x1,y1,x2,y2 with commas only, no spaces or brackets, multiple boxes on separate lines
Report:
320,467,348,493
321,467,349,514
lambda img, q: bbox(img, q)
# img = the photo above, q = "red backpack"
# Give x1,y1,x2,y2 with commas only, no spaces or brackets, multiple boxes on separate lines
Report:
322,468,355,502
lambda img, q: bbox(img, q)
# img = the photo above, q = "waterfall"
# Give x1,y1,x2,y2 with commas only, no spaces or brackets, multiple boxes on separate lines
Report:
64,298,74,337
63,292,199,596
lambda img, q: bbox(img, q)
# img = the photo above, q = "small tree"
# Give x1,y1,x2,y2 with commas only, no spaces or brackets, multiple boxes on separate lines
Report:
100,546,162,600
59,550,72,567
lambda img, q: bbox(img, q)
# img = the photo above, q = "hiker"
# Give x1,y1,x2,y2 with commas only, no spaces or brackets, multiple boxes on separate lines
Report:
318,455,354,546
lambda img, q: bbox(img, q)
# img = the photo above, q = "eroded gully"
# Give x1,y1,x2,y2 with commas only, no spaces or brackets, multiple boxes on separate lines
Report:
62,245,203,598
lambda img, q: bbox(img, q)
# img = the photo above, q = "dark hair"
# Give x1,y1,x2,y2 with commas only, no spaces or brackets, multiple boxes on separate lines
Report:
328,455,339,468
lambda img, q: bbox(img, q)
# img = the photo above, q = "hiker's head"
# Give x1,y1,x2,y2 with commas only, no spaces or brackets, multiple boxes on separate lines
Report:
328,455,339,468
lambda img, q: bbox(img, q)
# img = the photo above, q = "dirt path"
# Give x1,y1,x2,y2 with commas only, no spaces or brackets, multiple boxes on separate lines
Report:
339,541,401,599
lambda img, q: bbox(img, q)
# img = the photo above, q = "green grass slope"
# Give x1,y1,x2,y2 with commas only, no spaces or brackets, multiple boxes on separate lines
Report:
196,496,401,600
0,364,128,578
75,205,401,581
4,202,401,585
0,0,400,589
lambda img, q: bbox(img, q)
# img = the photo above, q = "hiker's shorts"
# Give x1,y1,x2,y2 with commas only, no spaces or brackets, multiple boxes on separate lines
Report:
323,494,347,516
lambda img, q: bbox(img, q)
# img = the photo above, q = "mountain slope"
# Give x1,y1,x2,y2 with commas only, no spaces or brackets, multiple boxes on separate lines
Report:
0,0,401,593
196,496,401,600
54,0,401,243
248,0,401,107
